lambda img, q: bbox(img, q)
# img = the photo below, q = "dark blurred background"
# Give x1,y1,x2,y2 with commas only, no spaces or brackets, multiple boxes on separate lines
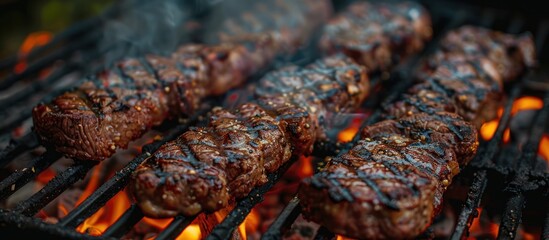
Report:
1,0,546,60
0,0,114,59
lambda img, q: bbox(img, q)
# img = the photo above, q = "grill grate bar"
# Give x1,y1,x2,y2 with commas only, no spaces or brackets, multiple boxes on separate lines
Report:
205,159,298,240
298,8,471,240
261,197,302,240
13,160,98,217
0,211,101,240
0,40,130,134
57,107,211,229
542,199,549,240
451,85,523,240
497,93,549,240
448,9,549,240
0,132,39,168
102,204,144,238
0,150,61,200
0,31,102,91
155,215,196,240
0,0,132,72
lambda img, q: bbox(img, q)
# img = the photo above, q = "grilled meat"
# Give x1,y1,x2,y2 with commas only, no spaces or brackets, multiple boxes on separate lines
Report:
389,58,503,127
426,26,536,81
130,55,368,217
130,0,432,219
320,1,432,73
32,0,331,161
299,26,536,239
207,0,332,55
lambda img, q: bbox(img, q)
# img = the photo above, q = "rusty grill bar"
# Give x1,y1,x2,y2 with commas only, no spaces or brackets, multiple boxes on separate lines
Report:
1,0,549,239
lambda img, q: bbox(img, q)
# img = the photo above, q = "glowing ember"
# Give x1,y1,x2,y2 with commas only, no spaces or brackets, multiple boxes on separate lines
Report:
15,31,53,74
468,208,499,239
538,134,549,161
176,224,201,240
480,96,543,142
338,115,365,142
296,156,313,178
244,209,260,237
76,191,131,235
35,168,56,184
71,162,202,238
142,217,171,230
521,231,536,240
511,96,543,115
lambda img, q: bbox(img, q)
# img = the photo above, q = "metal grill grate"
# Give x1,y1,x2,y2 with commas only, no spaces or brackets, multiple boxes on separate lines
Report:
1,0,549,239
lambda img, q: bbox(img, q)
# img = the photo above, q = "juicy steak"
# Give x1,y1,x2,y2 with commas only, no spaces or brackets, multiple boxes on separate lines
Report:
130,0,433,219
299,26,536,239
130,55,368,217
32,0,331,161
320,1,432,73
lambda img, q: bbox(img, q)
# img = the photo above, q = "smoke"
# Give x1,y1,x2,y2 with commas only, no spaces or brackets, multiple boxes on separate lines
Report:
99,0,188,64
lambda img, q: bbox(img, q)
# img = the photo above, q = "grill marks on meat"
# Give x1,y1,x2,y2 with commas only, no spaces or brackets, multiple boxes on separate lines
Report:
389,58,504,128
130,55,368,217
32,0,332,161
429,26,536,81
208,0,332,56
130,0,433,219
320,1,432,73
299,26,536,239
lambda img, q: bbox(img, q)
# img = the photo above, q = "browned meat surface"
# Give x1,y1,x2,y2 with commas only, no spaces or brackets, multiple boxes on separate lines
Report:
32,0,331,161
320,1,432,73
130,55,368,217
299,26,536,239
130,0,432,219
389,58,503,128
427,25,536,81
208,0,332,56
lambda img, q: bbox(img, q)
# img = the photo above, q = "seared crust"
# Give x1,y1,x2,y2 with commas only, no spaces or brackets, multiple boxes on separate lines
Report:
130,56,368,217
32,0,332,161
320,1,432,73
430,26,537,81
33,44,253,160
299,26,536,239
131,0,433,220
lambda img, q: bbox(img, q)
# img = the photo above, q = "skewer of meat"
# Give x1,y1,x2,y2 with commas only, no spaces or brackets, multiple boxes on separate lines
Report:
31,0,332,161
320,1,432,73
298,26,536,239
129,1,433,218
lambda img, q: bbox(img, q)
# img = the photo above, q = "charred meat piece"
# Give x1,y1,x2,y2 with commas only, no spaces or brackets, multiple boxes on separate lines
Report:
427,25,536,81
131,0,432,219
388,58,503,127
300,113,476,239
130,55,368,217
32,0,331,161
208,0,332,56
299,26,535,239
320,1,432,73
33,44,253,160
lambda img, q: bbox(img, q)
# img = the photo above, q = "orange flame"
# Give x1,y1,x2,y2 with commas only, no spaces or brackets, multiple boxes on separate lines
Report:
141,218,200,240
538,134,549,161
177,224,201,240
15,31,53,74
36,168,56,184
480,96,543,142
338,115,365,142
71,162,200,239
296,156,313,178
244,209,260,238
468,208,499,239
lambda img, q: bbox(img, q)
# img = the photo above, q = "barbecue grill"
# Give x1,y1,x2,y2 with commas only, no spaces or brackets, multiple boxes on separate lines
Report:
1,0,549,239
